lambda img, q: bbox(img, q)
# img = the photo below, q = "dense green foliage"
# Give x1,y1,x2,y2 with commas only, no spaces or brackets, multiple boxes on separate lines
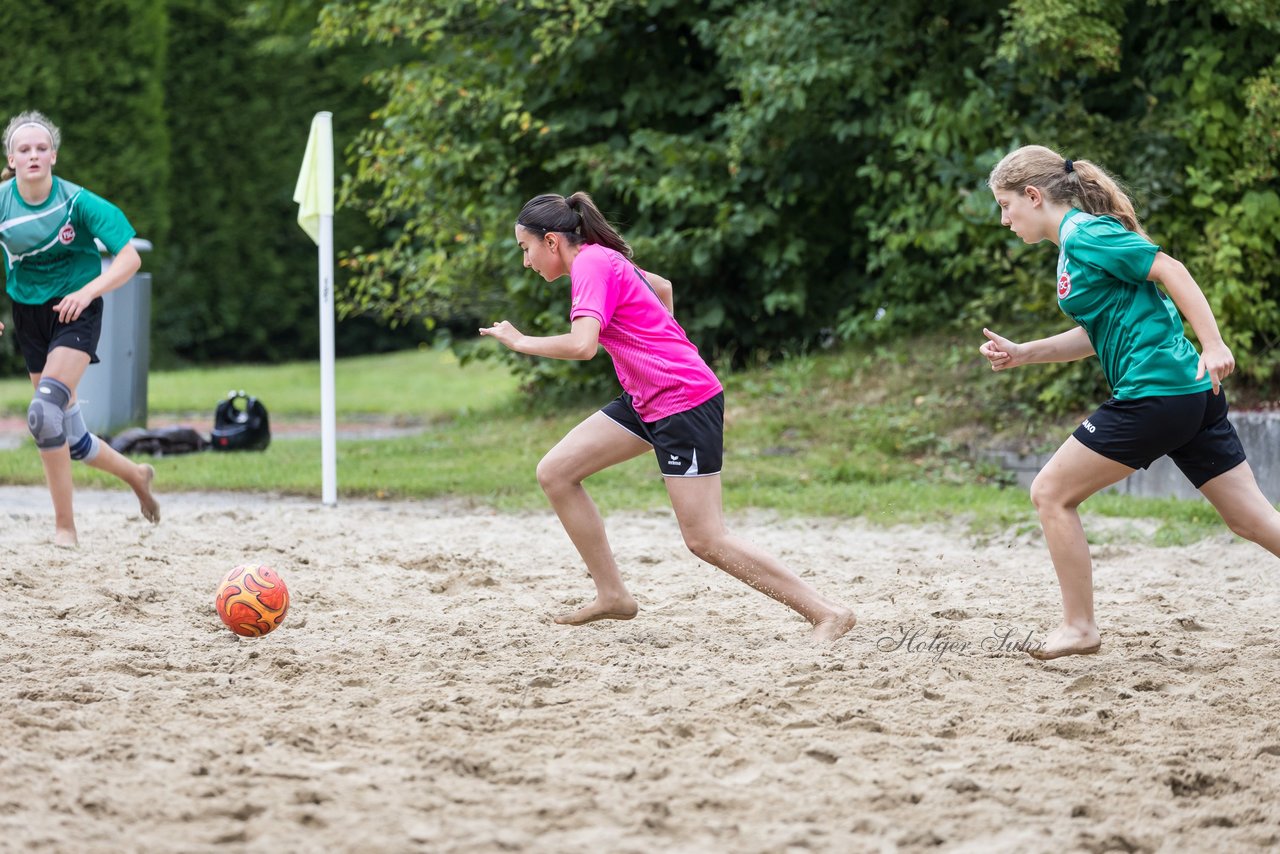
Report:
157,0,321,363
318,0,1280,410
0,2,1276,411
157,0,396,364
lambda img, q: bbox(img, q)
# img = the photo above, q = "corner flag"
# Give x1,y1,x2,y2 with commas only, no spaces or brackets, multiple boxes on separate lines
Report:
294,113,334,244
294,112,338,506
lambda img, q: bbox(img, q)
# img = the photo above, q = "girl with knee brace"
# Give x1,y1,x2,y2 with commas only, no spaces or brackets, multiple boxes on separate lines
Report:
0,110,159,546
480,191,855,641
979,144,1280,660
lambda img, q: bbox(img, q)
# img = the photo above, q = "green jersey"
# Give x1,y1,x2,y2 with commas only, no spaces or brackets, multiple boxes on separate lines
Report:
0,176,136,305
1057,209,1211,400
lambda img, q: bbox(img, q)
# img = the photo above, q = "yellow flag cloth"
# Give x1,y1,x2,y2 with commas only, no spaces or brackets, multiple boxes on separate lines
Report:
293,113,333,245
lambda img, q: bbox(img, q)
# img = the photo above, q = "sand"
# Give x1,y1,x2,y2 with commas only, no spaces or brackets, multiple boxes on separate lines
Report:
1,485,1278,853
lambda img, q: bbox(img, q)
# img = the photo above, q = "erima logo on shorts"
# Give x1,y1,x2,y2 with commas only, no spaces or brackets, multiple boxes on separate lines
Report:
1081,418,1096,434
665,450,700,475
59,224,76,245
1057,272,1072,299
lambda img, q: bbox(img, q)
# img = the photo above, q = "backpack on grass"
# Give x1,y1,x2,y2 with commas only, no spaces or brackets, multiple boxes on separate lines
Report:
211,390,271,452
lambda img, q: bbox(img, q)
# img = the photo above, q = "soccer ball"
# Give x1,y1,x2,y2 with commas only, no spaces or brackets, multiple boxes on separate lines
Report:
214,564,290,637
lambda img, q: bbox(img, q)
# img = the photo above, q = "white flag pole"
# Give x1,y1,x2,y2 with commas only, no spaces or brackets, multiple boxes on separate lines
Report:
316,112,338,506
294,111,338,506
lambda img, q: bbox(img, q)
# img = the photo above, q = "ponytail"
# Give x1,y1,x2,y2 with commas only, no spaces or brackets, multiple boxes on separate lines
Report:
989,145,1147,238
0,166,12,181
565,192,631,257
1067,159,1145,236
516,191,632,257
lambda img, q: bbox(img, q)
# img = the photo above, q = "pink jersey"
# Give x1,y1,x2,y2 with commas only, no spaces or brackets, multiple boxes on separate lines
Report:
569,244,722,421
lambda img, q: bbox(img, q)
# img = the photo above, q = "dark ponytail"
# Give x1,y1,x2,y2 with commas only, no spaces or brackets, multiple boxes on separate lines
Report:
516,191,631,257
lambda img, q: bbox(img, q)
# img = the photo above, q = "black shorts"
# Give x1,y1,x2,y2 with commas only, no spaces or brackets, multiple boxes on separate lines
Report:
601,391,724,477
10,296,104,374
1073,390,1247,488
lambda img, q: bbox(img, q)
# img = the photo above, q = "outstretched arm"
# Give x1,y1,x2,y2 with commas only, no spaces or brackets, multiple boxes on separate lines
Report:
1148,251,1233,393
479,316,601,360
979,325,1095,371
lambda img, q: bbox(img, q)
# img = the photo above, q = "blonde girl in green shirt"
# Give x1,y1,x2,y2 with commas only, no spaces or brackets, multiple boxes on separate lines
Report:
980,144,1280,661
0,111,159,546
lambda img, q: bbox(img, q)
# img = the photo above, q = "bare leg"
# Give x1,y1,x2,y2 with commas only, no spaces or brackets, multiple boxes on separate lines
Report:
84,447,160,524
665,474,856,642
536,412,652,625
30,350,91,548
1028,436,1134,660
1198,462,1280,556
37,446,78,547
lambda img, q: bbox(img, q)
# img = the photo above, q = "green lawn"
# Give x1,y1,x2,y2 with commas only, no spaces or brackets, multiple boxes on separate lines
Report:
0,340,1240,544
0,347,518,418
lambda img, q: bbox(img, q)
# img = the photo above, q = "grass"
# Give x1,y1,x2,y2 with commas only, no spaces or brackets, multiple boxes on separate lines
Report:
0,347,517,418
0,338,1245,543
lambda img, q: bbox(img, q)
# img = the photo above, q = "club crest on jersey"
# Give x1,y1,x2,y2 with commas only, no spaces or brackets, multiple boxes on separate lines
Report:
1057,271,1072,299
59,224,75,245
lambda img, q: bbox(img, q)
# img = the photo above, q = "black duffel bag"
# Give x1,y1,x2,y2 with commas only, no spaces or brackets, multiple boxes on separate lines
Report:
110,426,209,456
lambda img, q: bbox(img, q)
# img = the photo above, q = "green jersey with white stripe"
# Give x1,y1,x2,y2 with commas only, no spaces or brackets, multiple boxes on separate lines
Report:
1056,209,1211,400
0,176,136,305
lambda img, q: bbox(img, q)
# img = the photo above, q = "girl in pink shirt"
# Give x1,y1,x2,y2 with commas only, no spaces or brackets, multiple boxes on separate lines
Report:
481,192,855,642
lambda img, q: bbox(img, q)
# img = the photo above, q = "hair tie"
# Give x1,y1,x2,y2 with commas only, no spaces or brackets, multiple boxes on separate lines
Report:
1064,159,1075,174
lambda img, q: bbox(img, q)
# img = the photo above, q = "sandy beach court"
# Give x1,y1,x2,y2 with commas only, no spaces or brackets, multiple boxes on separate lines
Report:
1,487,1277,852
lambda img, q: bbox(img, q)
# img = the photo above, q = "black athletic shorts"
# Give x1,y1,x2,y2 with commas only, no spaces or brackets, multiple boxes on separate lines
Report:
1072,390,1247,488
601,391,724,477
10,296,104,374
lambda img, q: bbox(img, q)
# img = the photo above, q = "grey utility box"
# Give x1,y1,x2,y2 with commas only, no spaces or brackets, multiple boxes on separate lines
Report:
79,238,152,437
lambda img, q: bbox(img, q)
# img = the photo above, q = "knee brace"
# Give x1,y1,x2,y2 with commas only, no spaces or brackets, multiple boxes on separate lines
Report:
64,402,102,462
27,378,72,450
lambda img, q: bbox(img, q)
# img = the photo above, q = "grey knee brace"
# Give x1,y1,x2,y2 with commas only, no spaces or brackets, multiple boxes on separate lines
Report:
64,402,102,462
28,378,72,450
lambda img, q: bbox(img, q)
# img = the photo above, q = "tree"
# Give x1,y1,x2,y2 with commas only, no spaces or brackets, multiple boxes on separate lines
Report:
314,0,1280,407
156,0,407,365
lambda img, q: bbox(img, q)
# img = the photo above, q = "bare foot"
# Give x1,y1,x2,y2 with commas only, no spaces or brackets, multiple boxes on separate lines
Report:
553,595,639,626
54,526,79,549
1028,623,1101,661
133,464,160,524
810,606,857,643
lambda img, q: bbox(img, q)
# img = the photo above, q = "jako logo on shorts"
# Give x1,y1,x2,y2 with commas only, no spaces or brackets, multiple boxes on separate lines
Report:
1081,418,1096,433
59,224,75,244
1058,271,1072,299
